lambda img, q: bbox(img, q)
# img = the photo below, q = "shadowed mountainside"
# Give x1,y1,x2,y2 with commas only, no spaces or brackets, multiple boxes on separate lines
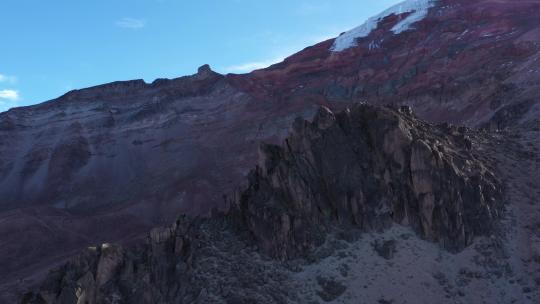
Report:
21,104,504,303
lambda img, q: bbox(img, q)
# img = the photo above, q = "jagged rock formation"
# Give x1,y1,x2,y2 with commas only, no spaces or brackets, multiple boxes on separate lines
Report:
231,105,501,259
21,105,503,303
21,216,297,304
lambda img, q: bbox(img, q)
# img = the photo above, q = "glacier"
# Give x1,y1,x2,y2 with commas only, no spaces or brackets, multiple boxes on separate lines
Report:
331,0,437,52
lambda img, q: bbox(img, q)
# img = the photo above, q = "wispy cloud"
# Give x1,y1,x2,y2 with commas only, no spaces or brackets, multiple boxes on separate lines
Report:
0,89,19,101
0,74,17,84
115,18,146,29
222,31,338,74
224,57,286,73
296,3,329,16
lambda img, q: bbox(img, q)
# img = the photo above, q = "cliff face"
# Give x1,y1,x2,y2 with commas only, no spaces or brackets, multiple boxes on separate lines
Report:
22,105,503,303
0,67,265,298
232,105,501,259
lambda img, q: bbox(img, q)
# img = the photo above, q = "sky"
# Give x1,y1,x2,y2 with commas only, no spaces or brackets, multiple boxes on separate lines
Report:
0,0,402,112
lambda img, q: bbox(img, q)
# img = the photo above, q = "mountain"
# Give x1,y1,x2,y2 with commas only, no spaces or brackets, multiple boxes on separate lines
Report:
231,0,540,127
21,104,511,303
2,0,540,302
21,105,540,303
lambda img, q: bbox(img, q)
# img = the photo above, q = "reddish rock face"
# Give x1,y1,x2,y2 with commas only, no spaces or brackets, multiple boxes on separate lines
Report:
230,0,540,127
1,0,539,300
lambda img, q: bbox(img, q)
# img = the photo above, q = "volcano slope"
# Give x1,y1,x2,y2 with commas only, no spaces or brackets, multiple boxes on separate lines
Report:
23,104,540,304
3,0,540,302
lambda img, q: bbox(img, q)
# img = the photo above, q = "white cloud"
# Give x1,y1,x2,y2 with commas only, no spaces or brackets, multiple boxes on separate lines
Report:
115,18,146,29
0,89,19,101
0,74,17,84
0,90,20,112
224,57,286,73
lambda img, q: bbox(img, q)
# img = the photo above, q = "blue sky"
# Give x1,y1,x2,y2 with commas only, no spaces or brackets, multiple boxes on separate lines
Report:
0,0,402,112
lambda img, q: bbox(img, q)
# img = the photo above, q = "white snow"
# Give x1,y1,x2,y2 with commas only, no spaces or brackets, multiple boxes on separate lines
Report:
331,0,437,52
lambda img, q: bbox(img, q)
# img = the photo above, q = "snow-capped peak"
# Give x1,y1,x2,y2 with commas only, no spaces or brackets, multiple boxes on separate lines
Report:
331,0,437,52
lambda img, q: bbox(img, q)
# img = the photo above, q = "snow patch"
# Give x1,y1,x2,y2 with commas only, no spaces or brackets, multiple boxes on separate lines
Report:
331,0,437,52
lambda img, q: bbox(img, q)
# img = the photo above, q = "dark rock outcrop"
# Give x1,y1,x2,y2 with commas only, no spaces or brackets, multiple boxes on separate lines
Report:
22,105,502,303
22,215,296,304
231,105,501,259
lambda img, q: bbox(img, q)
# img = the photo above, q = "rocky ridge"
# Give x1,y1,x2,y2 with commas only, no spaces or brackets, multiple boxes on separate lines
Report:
230,104,502,259
21,105,503,303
